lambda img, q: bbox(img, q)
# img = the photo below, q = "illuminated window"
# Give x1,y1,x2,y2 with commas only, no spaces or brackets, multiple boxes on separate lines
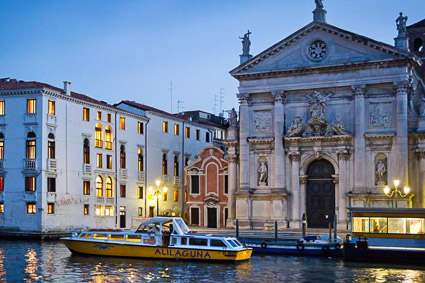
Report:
162,192,168,201
26,202,36,214
48,100,55,115
120,184,126,198
95,205,103,216
105,206,113,216
163,121,168,133
353,217,370,233
26,132,36,159
120,145,126,169
120,117,125,130
174,155,179,177
96,176,104,197
106,177,113,197
407,218,425,234
105,126,113,150
83,108,90,121
138,148,144,172
95,123,103,148
173,190,179,202
206,132,210,143
106,155,112,169
138,122,144,134
48,133,55,159
83,138,90,164
107,113,111,122
174,124,179,136
27,99,36,114
388,218,406,234
138,207,143,216
138,186,143,199
370,217,387,233
84,204,89,215
196,129,200,141
0,202,3,213
185,127,190,138
97,111,102,120
25,177,36,192
47,177,56,192
47,203,55,214
0,100,4,115
0,176,3,192
0,138,4,160
83,181,90,195
162,153,168,175
96,154,102,168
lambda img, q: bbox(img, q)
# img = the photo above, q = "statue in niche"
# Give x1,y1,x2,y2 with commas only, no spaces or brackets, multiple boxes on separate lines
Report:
396,12,408,37
307,91,327,120
239,30,251,55
258,162,268,186
315,0,324,9
229,108,238,128
375,159,387,185
331,116,349,135
287,116,305,137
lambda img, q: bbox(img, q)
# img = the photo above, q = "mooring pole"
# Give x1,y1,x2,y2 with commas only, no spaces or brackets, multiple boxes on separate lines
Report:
302,213,307,238
275,220,278,241
236,219,239,238
334,214,338,244
328,221,332,244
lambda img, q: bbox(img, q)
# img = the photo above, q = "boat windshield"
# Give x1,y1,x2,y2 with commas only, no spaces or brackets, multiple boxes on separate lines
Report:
135,223,158,233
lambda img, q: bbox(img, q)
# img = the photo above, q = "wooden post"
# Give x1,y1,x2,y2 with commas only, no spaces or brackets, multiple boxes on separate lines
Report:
274,221,278,241
236,219,239,238
302,213,307,238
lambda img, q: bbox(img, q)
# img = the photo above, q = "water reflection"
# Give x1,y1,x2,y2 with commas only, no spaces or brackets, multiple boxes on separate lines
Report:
0,241,425,282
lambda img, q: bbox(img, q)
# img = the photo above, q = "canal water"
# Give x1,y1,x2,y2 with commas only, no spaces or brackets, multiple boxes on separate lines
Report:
0,240,424,282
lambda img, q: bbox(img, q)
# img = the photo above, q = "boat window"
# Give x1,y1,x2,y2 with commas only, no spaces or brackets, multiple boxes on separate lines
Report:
93,233,108,240
80,233,92,239
127,235,142,242
406,218,425,234
171,237,177,246
109,234,124,241
210,240,227,247
353,217,370,233
174,218,190,234
388,218,407,234
136,223,157,233
227,240,237,247
189,238,208,246
370,217,387,233
181,237,187,245
234,240,243,246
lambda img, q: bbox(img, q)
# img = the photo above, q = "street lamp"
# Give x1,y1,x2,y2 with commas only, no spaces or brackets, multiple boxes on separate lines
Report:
383,179,411,208
150,179,168,216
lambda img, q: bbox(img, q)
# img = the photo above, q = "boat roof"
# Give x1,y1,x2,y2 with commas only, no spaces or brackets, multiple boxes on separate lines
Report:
137,217,191,235
140,217,178,225
347,207,425,214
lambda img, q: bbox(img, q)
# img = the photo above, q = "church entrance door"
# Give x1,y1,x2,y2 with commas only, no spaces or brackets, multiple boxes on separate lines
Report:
306,160,335,228
207,207,217,228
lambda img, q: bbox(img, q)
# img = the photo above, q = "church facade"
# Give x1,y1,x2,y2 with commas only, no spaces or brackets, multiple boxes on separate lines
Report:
226,5,425,229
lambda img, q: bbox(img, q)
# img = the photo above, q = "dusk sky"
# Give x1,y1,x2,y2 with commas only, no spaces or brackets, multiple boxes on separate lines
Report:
1,0,424,115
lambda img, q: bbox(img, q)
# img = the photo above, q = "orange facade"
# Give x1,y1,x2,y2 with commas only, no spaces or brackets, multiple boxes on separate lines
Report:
185,146,229,228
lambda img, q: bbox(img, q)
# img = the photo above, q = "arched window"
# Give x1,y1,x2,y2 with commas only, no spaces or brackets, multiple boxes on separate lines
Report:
96,176,104,197
105,126,113,150
0,133,4,160
106,176,113,197
138,148,144,172
174,155,179,177
414,38,423,52
47,133,55,159
26,131,36,159
120,145,126,169
83,138,90,164
95,123,103,148
162,153,168,176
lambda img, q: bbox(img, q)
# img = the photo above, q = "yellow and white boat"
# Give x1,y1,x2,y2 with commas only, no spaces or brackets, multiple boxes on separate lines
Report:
62,217,252,262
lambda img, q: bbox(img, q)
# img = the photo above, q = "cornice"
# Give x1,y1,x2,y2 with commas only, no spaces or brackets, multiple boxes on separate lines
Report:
247,137,274,144
285,135,352,143
364,132,396,140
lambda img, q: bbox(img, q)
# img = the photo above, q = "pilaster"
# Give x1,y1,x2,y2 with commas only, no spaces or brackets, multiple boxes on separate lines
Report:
394,81,409,187
237,93,250,190
289,151,301,222
352,85,366,191
271,90,286,190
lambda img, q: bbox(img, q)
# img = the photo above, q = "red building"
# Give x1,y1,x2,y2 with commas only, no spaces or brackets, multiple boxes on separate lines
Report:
185,146,229,228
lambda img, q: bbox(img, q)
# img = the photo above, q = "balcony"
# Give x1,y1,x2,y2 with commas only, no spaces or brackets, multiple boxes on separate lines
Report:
138,171,145,182
0,159,4,169
162,175,170,183
0,115,6,126
120,168,128,179
46,192,56,202
173,176,181,185
106,197,114,204
47,158,57,171
82,163,92,175
23,159,37,171
96,197,104,203
46,114,56,127
24,113,38,125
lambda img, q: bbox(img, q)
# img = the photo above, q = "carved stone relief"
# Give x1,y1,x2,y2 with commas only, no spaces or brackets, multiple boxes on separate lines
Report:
369,103,392,128
253,110,272,133
375,153,387,186
287,116,305,137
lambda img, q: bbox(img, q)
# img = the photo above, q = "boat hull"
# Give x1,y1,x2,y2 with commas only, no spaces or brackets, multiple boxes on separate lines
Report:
62,239,252,262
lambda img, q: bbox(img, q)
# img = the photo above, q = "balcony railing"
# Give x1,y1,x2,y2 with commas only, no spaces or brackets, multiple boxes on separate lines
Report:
120,168,128,179
0,159,4,169
47,158,57,171
173,176,181,185
96,197,104,203
24,159,37,170
162,175,170,183
138,171,145,182
46,114,56,126
82,163,92,175
24,113,37,125
95,139,103,148
106,197,114,204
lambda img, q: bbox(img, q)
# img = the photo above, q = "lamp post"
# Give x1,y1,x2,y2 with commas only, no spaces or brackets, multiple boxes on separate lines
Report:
149,179,168,216
383,179,410,208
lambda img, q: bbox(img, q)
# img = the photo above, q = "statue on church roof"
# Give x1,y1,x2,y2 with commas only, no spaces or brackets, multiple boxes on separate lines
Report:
240,30,251,55
229,108,238,128
315,0,324,9
396,12,408,37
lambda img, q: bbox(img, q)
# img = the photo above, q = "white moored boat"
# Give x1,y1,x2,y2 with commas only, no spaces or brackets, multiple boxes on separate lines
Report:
62,217,252,262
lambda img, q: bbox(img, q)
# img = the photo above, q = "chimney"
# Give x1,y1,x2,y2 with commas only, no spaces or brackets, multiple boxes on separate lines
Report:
63,81,71,96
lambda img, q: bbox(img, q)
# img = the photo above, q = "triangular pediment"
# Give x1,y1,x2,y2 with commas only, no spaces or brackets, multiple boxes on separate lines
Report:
230,22,418,78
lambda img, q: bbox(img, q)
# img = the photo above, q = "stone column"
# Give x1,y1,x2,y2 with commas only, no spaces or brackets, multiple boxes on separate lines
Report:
416,149,425,208
394,81,409,187
289,151,301,224
337,149,351,224
353,85,367,191
237,93,250,190
227,155,238,225
299,175,308,217
271,90,286,190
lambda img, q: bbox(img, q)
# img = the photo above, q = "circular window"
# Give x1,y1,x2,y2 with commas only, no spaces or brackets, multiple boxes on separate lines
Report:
307,40,327,61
